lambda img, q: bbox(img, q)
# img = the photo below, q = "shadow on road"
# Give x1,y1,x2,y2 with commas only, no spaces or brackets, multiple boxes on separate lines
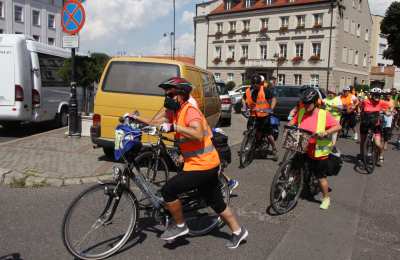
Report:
0,253,24,260
0,122,60,140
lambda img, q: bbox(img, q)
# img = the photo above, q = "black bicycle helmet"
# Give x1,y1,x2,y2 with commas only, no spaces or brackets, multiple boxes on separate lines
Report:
158,77,193,95
250,74,263,86
301,88,319,104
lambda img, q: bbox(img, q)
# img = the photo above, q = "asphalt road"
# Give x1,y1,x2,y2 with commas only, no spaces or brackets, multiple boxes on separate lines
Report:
1,113,400,260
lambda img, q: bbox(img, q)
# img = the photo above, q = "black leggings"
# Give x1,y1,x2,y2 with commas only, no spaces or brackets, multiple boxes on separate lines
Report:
161,166,227,214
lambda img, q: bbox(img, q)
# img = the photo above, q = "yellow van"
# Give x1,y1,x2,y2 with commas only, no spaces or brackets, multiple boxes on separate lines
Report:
90,57,221,157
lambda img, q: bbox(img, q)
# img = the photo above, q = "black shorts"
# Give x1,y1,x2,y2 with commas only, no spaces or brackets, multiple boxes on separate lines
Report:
360,113,381,135
383,127,392,142
342,112,357,128
307,157,329,179
161,166,226,214
247,116,272,135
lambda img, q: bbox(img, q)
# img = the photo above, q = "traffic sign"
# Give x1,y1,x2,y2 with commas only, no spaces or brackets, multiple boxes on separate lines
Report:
62,1,86,35
63,35,79,48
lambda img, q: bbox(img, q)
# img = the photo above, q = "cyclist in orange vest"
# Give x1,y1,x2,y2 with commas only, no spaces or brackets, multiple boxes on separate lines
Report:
243,74,278,160
340,86,360,140
139,77,248,248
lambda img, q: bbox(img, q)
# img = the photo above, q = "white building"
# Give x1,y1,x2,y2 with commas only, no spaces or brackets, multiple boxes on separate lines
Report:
0,0,65,47
370,15,393,67
194,0,373,91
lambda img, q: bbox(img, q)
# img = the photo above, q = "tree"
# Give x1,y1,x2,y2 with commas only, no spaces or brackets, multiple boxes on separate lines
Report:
381,2,400,66
58,52,110,113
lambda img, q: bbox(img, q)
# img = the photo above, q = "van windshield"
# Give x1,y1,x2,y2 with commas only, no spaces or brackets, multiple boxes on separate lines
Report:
102,61,180,96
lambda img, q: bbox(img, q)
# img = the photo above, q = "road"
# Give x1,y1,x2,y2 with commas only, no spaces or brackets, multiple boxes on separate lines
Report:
1,113,400,260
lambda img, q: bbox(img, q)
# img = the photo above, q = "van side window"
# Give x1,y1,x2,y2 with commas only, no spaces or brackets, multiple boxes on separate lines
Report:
102,62,179,96
201,73,212,97
38,53,67,87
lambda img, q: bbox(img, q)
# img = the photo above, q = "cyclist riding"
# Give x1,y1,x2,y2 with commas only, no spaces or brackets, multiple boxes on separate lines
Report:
243,74,278,161
289,88,341,210
132,77,248,248
288,85,324,121
340,86,360,140
359,87,391,166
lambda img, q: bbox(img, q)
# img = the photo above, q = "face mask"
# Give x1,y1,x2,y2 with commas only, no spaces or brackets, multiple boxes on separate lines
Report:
164,96,180,111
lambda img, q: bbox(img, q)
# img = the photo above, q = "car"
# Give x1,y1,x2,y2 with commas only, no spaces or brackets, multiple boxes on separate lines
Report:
229,85,249,113
216,81,232,126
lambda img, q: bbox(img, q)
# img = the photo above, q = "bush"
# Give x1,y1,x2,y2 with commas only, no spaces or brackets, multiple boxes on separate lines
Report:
226,81,236,91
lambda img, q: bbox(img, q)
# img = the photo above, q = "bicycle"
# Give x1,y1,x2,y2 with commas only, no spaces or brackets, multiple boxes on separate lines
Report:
270,125,321,215
360,113,384,174
61,121,230,260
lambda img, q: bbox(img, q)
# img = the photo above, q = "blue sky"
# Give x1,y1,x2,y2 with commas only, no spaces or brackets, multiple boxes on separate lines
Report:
79,0,396,57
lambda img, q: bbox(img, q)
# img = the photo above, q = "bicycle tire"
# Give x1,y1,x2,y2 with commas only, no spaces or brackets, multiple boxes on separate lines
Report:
185,175,230,236
363,134,376,174
62,183,138,260
270,159,304,215
134,151,169,187
239,130,256,168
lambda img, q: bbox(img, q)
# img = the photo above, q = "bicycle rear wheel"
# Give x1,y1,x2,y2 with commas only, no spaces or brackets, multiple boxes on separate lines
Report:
363,134,376,174
270,159,304,215
239,130,256,168
62,183,138,260
182,175,230,236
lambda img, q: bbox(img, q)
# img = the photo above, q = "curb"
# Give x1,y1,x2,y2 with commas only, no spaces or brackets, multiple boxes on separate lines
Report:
0,126,68,147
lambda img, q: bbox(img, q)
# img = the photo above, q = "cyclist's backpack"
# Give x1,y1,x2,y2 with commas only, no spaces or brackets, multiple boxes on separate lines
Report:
212,128,232,167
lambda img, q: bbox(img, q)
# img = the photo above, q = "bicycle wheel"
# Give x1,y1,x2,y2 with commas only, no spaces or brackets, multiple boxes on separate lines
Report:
270,159,304,215
363,134,376,174
134,151,169,187
239,130,256,168
183,175,230,236
62,183,138,260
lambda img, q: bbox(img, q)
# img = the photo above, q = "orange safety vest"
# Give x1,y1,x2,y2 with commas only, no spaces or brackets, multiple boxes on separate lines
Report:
174,102,220,172
245,87,270,117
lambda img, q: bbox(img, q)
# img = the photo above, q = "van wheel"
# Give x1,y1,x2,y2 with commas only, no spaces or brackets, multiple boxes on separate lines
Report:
103,147,115,160
57,107,69,127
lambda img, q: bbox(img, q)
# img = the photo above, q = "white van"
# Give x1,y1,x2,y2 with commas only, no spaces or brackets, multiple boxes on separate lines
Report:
0,34,72,128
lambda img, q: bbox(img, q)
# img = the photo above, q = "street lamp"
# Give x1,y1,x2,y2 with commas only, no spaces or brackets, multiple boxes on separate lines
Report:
173,0,176,59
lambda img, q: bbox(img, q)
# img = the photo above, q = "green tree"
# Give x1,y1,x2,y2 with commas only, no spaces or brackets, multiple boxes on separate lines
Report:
381,2,400,66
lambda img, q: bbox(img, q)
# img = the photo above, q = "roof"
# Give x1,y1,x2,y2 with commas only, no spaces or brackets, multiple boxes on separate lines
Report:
144,56,195,65
370,66,395,76
210,0,330,15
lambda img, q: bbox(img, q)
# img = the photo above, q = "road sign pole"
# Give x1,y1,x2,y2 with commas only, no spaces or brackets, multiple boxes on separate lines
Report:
68,47,80,137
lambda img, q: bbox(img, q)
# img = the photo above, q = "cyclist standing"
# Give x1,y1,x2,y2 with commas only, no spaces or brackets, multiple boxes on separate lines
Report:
382,89,395,150
359,88,391,166
323,87,343,146
340,86,360,140
243,74,278,160
289,88,341,210
138,77,248,248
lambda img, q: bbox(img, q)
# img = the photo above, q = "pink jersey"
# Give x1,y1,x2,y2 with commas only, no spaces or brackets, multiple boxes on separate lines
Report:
362,99,390,113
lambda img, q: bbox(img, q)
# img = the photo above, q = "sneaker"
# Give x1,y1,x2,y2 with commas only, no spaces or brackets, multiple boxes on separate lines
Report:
226,228,248,249
353,133,358,141
228,179,239,192
376,156,384,167
160,223,189,240
320,197,331,210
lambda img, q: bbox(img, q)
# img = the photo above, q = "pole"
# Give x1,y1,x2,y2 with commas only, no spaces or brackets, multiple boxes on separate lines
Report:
68,47,80,137
326,0,334,92
170,33,173,59
173,0,176,59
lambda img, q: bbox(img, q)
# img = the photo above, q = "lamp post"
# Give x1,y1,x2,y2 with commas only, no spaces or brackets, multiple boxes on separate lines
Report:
173,0,176,59
163,32,174,59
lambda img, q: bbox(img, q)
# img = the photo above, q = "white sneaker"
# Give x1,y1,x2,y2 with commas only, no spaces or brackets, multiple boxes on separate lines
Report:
353,133,358,141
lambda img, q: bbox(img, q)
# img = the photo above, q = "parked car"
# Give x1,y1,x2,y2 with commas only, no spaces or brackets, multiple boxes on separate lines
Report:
229,85,249,113
216,81,232,126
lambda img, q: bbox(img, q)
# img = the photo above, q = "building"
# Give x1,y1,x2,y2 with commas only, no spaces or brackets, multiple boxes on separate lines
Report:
370,15,393,67
0,0,65,47
194,0,373,91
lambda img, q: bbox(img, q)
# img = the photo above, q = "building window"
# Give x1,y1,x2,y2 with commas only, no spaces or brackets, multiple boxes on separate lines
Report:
227,73,234,82
313,13,323,27
215,46,221,58
243,20,250,31
342,47,348,63
365,29,369,41
278,74,285,85
352,0,356,8
280,16,289,28
260,18,268,30
312,43,321,57
294,74,302,85
0,29,3,34
351,20,355,35
229,21,236,32
356,24,361,37
359,0,362,11
344,17,349,32
32,10,41,26
260,45,267,60
48,37,55,46
225,0,232,10
48,14,55,29
348,49,354,64
14,5,24,23
363,53,367,67
214,73,221,80
354,51,359,65
228,45,235,59
279,44,287,58
296,43,304,57
242,45,248,58
245,0,255,8
297,15,305,28
0,1,4,19
311,74,319,87
15,31,23,34
33,35,40,42
265,0,273,5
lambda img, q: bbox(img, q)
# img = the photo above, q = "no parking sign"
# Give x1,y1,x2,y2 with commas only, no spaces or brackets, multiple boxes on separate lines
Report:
61,0,86,35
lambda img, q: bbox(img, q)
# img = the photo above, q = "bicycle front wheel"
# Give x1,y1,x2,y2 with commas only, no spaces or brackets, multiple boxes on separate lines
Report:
270,159,304,215
363,134,376,174
62,183,138,260
239,131,256,168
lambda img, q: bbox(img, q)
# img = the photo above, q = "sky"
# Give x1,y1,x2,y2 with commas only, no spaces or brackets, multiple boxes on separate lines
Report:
78,0,398,57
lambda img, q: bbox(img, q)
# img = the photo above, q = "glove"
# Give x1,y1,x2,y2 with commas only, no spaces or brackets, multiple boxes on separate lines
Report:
159,123,175,133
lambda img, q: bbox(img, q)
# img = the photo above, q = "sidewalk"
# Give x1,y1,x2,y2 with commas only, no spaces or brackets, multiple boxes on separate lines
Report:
0,128,115,188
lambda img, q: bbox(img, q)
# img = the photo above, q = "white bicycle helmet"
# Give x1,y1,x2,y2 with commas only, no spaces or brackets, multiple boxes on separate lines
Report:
343,86,351,91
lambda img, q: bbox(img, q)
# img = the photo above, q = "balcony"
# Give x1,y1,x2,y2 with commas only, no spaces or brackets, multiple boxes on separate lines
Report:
244,59,276,67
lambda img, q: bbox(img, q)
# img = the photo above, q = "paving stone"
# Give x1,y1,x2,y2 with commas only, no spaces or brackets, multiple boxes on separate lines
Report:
63,178,83,186
97,175,113,182
45,178,64,187
25,176,46,187
81,177,99,184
